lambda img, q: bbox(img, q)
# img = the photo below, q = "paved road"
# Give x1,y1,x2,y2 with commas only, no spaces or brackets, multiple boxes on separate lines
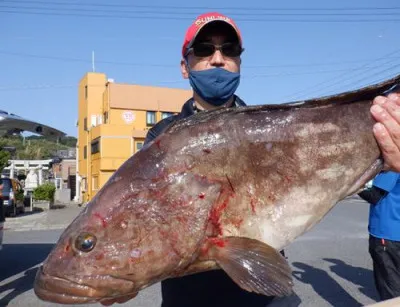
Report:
0,198,381,306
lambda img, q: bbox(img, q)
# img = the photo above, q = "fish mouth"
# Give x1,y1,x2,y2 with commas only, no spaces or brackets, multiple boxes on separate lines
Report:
34,266,137,304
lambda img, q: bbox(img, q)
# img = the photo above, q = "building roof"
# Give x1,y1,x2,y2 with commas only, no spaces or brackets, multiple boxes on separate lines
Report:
0,110,66,138
108,83,191,113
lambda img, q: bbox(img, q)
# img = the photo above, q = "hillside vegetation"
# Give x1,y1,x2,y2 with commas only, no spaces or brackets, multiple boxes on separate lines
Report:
0,135,77,162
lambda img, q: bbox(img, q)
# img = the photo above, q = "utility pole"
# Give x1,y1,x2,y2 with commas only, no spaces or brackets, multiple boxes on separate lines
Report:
92,51,95,72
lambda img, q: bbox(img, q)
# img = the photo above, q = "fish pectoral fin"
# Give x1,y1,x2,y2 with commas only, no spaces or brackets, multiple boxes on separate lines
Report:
207,237,293,297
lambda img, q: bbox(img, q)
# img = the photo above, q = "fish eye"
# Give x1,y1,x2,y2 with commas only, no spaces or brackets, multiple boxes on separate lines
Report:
75,233,97,253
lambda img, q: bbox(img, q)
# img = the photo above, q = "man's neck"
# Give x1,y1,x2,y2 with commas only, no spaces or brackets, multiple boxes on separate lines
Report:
193,93,234,111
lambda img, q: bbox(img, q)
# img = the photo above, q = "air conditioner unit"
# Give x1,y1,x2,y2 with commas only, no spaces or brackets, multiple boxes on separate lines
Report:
91,115,97,127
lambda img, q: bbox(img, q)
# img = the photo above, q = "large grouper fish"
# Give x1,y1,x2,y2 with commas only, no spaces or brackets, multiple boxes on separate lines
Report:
34,74,400,305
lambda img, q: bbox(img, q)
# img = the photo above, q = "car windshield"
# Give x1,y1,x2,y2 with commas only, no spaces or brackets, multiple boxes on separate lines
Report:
0,179,11,192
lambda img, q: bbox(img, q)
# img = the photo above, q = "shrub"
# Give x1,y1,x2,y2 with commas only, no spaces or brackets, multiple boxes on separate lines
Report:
33,183,56,202
15,189,24,202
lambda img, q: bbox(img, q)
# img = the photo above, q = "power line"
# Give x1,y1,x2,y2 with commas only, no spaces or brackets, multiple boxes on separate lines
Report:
1,9,399,22
4,1,400,11
1,65,398,91
0,81,189,91
2,50,400,69
242,64,398,79
0,51,177,68
311,56,400,98
323,64,400,97
2,4,400,16
0,84,75,90
281,48,400,101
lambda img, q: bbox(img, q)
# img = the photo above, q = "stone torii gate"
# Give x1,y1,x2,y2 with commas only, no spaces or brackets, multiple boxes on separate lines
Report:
4,159,53,185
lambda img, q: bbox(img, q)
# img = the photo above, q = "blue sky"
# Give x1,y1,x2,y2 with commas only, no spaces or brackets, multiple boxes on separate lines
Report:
1,0,400,137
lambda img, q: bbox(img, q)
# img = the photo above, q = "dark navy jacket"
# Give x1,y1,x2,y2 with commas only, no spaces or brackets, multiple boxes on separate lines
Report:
144,96,277,307
144,96,246,145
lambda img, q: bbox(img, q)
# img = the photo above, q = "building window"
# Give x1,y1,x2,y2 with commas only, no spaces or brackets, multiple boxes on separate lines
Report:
146,111,156,126
162,112,174,119
92,176,99,190
84,85,88,99
91,138,100,154
82,178,87,192
84,117,87,131
136,142,143,152
83,146,87,159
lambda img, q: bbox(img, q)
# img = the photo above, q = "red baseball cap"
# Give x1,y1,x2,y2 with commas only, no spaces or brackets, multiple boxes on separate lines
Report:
181,12,243,57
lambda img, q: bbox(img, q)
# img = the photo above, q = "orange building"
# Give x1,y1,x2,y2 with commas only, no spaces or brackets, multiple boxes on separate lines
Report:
77,72,191,203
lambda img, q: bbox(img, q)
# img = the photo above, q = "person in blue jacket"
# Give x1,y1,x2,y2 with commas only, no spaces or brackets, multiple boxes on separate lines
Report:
359,171,400,301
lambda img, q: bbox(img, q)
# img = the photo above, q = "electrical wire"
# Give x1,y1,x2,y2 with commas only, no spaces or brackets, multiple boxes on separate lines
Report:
1,8,399,22
1,64,398,91
2,4,400,16
281,48,400,101
4,0,400,11
2,50,400,69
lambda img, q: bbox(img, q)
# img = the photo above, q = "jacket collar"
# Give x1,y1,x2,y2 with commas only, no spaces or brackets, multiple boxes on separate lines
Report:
179,95,246,119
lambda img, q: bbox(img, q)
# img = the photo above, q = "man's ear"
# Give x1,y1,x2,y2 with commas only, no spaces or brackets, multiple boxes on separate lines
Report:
181,58,189,79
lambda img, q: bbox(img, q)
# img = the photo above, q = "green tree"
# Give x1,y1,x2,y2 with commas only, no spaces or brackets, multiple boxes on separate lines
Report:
0,135,77,160
0,149,10,172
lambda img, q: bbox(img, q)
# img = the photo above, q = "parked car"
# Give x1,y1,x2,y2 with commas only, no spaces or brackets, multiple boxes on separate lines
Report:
0,178,25,217
0,196,4,251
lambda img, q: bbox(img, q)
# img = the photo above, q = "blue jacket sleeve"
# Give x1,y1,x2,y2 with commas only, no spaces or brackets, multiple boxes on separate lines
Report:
373,171,400,192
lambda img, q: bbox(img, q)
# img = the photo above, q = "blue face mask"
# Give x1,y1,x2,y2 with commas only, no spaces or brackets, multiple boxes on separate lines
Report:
188,67,241,107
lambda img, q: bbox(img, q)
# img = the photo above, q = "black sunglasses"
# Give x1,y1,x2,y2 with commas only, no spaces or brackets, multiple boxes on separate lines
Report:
187,42,244,58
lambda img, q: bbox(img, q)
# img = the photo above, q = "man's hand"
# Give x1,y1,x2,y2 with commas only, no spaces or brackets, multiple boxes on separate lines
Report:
370,93,400,172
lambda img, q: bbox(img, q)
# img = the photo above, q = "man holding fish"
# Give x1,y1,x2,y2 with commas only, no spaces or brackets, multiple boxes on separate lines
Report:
142,11,400,307
32,11,400,307
142,12,294,307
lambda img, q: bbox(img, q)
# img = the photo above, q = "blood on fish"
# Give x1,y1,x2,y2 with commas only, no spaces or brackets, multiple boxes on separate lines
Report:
268,193,276,202
246,187,256,213
93,213,107,228
225,175,235,193
155,139,161,149
231,217,243,228
120,192,140,203
209,237,226,248
203,148,211,154
160,230,169,238
169,196,188,209
176,216,188,223
209,193,230,235
250,198,256,213
95,253,104,261
200,237,227,256
277,169,292,184
198,192,205,199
